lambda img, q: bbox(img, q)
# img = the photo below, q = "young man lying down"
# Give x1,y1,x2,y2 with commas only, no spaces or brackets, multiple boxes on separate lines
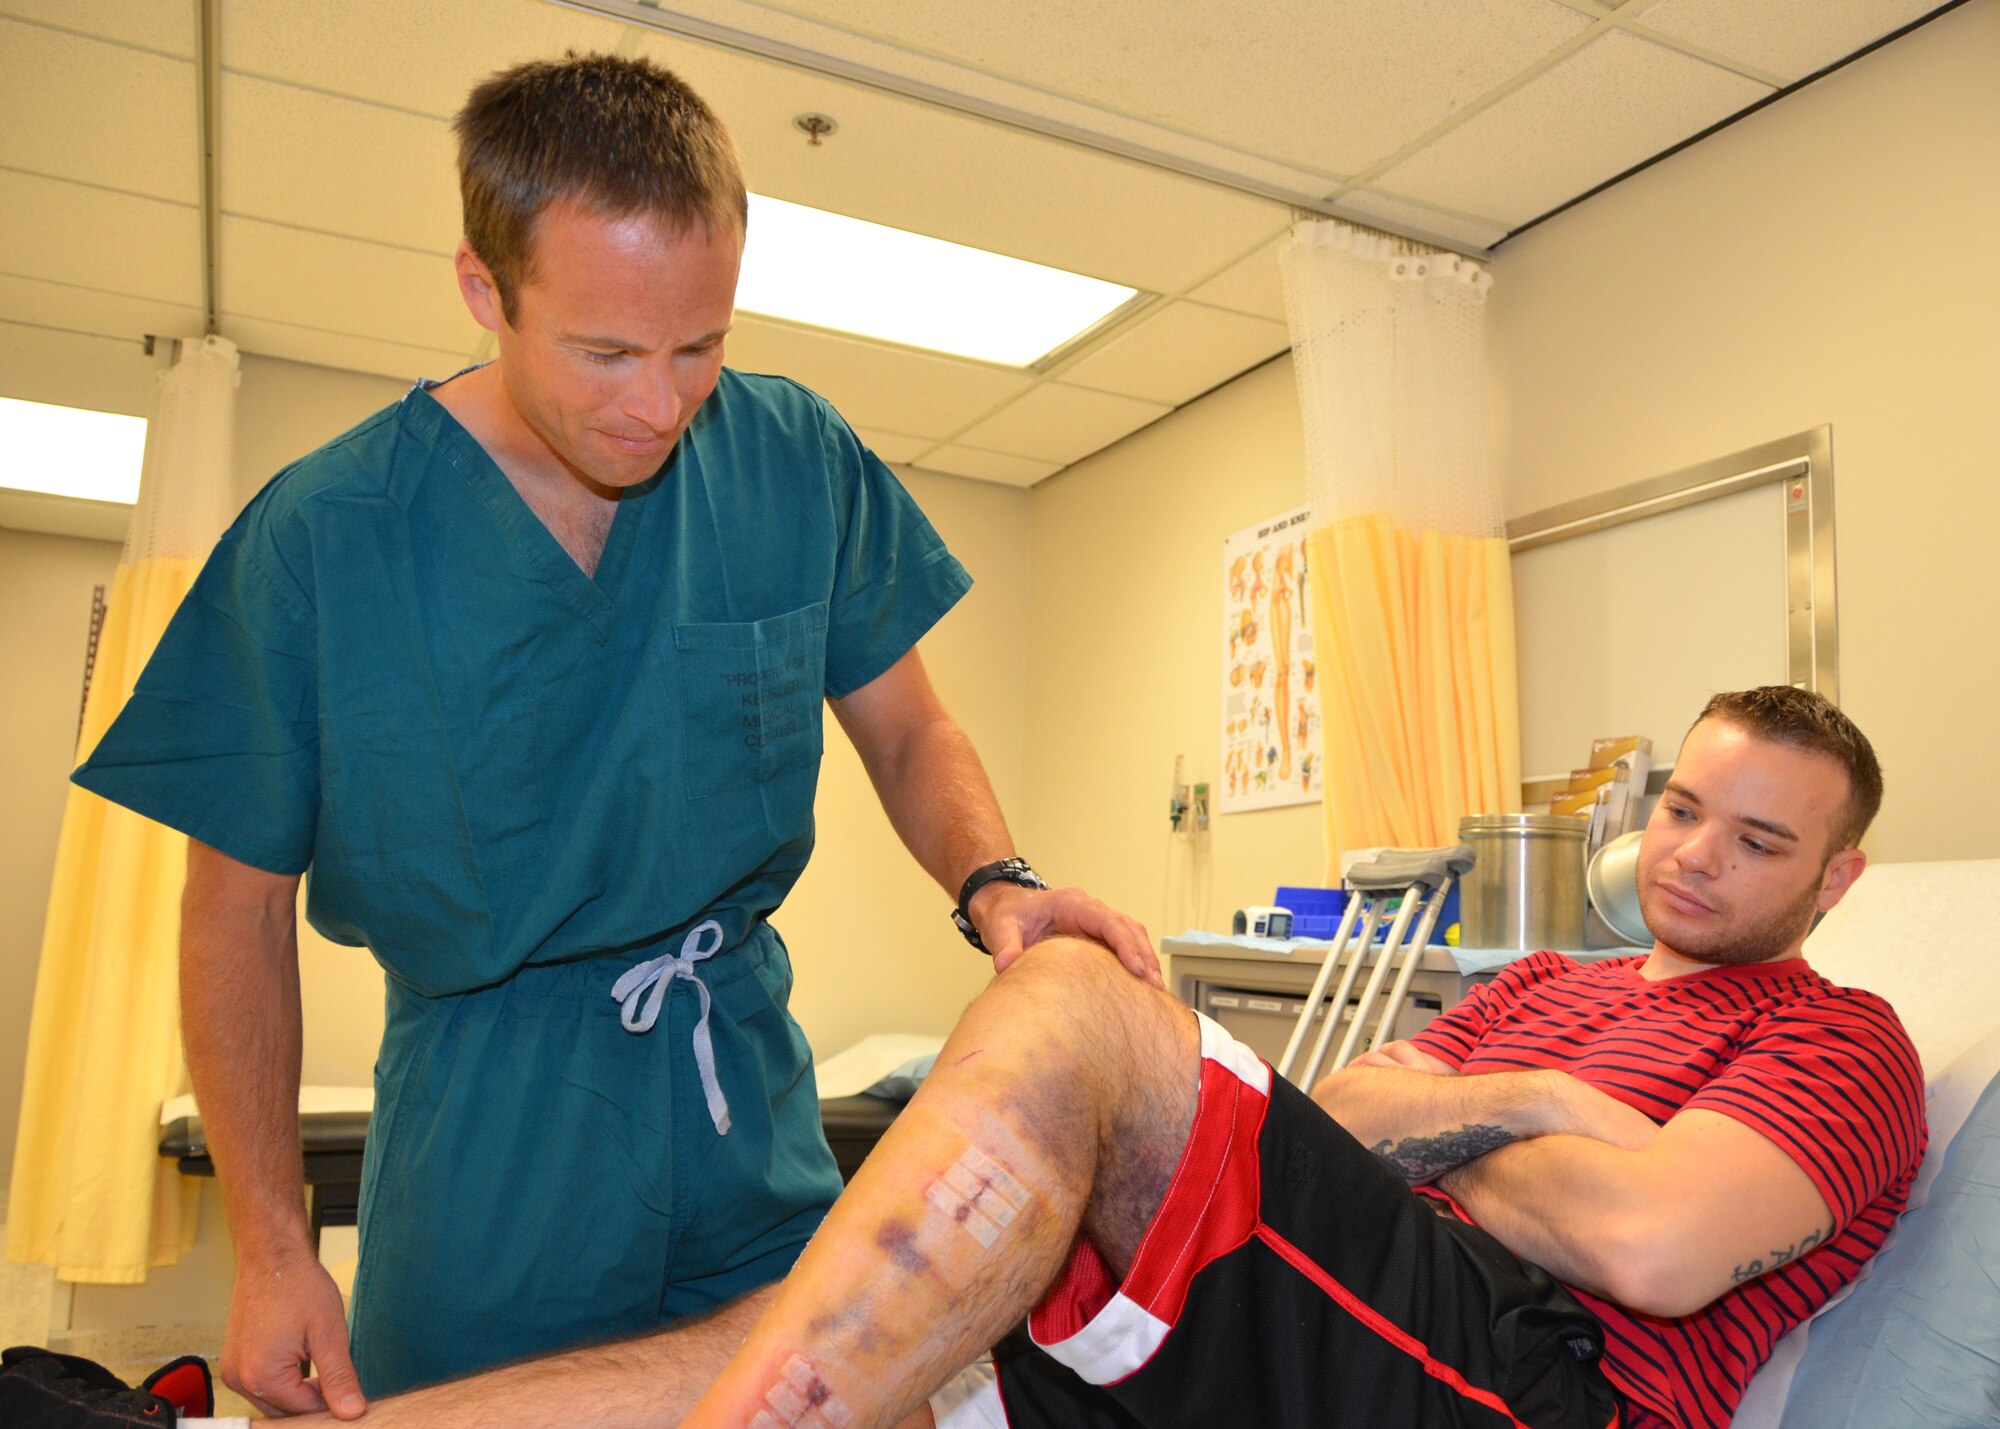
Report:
309,686,1923,1429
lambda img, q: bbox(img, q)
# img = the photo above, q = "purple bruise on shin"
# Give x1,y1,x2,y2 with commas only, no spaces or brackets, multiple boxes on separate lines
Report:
875,1218,935,1275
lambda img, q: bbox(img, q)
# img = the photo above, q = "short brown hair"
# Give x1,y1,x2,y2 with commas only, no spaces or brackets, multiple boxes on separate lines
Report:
1693,686,1884,852
454,52,747,322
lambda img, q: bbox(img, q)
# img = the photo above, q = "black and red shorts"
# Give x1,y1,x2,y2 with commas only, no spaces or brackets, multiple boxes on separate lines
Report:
933,1015,1622,1429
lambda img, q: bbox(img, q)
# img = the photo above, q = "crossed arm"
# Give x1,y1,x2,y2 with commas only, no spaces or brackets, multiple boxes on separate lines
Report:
1313,1044,1835,1319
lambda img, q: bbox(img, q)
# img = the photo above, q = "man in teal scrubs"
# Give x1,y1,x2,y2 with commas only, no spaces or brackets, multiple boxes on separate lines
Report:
72,54,1156,1419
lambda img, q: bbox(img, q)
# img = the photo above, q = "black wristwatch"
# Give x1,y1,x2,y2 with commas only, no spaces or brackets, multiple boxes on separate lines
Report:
952,857,1049,953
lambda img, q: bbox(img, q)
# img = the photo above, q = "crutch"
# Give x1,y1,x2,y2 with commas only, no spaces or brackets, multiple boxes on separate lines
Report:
1274,845,1475,1088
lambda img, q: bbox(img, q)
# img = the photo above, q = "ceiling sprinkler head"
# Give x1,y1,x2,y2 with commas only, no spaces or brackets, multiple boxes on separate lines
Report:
793,112,838,146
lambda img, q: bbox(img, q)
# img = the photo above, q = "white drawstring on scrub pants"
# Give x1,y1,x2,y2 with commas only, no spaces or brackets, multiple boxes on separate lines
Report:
611,918,732,1134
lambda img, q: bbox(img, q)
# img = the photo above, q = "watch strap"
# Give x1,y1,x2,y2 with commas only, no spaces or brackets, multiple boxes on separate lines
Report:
951,857,1048,953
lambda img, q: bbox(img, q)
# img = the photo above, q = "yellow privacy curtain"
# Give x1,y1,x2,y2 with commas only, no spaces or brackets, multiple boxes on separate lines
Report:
1307,517,1519,862
6,336,240,1283
1281,224,1520,874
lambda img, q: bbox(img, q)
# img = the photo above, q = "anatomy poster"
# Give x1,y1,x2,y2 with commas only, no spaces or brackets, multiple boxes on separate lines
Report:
1222,505,1321,813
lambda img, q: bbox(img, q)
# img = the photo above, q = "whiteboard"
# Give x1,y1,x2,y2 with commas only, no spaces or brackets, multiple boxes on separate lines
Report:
1512,481,1788,779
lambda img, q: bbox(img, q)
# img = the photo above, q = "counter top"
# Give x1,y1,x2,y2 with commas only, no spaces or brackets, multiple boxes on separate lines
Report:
1163,930,1643,977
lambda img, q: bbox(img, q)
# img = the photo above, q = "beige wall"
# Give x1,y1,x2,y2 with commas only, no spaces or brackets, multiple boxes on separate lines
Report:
782,467,1031,1051
1486,0,1999,862
1018,355,1325,959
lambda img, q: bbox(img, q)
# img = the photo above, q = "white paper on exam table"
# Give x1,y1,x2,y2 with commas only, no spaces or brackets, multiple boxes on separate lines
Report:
814,1033,947,1099
159,1084,375,1126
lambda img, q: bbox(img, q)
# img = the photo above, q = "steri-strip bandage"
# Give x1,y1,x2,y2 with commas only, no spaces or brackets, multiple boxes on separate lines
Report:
926,1144,1031,1248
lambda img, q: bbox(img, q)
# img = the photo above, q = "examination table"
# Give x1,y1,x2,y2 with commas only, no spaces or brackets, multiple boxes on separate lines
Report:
159,1093,903,1253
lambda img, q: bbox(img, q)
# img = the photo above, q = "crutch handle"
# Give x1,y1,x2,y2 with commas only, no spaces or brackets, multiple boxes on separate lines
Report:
1345,844,1474,893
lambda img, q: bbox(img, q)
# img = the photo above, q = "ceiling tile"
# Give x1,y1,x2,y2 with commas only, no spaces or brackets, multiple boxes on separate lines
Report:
221,0,631,118
954,383,1169,466
0,1,194,56
1635,0,1941,85
851,427,934,465
636,34,1288,298
224,315,473,385
0,171,202,305
1334,189,1513,251
1060,301,1289,407
915,446,1061,489
222,74,459,254
219,218,481,356
1373,28,1772,227
1188,235,1291,322
741,0,1593,178
0,19,199,204
10,0,1948,440
0,273,202,348
724,317,1034,439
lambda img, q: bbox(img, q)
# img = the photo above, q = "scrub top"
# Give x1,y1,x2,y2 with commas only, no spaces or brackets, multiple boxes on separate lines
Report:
74,367,973,994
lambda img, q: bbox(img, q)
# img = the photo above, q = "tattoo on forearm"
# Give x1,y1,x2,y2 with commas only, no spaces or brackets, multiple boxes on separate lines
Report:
1731,1224,1832,1284
1371,1124,1519,1183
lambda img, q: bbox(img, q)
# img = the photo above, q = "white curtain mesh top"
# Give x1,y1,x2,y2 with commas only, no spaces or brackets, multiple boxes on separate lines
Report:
1281,220,1503,539
124,334,241,564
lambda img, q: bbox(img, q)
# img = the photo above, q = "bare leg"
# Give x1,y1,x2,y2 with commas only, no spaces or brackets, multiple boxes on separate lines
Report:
684,939,1201,1429
284,1285,775,1428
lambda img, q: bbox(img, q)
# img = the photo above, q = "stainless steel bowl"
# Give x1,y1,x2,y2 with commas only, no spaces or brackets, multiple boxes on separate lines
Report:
1586,830,1650,945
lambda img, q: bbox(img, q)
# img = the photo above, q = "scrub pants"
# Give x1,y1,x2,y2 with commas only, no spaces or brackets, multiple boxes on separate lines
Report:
347,926,842,1395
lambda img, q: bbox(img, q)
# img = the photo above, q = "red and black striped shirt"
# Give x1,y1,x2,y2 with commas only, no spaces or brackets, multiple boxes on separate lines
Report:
1410,952,1926,1429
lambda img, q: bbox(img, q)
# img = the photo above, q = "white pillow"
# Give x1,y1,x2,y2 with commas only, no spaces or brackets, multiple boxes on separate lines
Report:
1728,1019,2000,1427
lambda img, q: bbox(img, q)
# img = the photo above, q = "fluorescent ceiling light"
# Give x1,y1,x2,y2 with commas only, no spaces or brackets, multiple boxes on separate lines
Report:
0,397,148,504
737,194,1140,367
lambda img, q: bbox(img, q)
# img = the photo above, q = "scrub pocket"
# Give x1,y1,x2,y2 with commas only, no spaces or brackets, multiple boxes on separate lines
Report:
675,602,828,798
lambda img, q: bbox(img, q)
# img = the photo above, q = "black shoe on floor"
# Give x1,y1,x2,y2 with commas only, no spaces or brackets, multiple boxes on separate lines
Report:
0,1345,214,1427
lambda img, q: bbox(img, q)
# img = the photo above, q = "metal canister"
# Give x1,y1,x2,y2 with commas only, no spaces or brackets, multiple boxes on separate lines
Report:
1456,813,1590,951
